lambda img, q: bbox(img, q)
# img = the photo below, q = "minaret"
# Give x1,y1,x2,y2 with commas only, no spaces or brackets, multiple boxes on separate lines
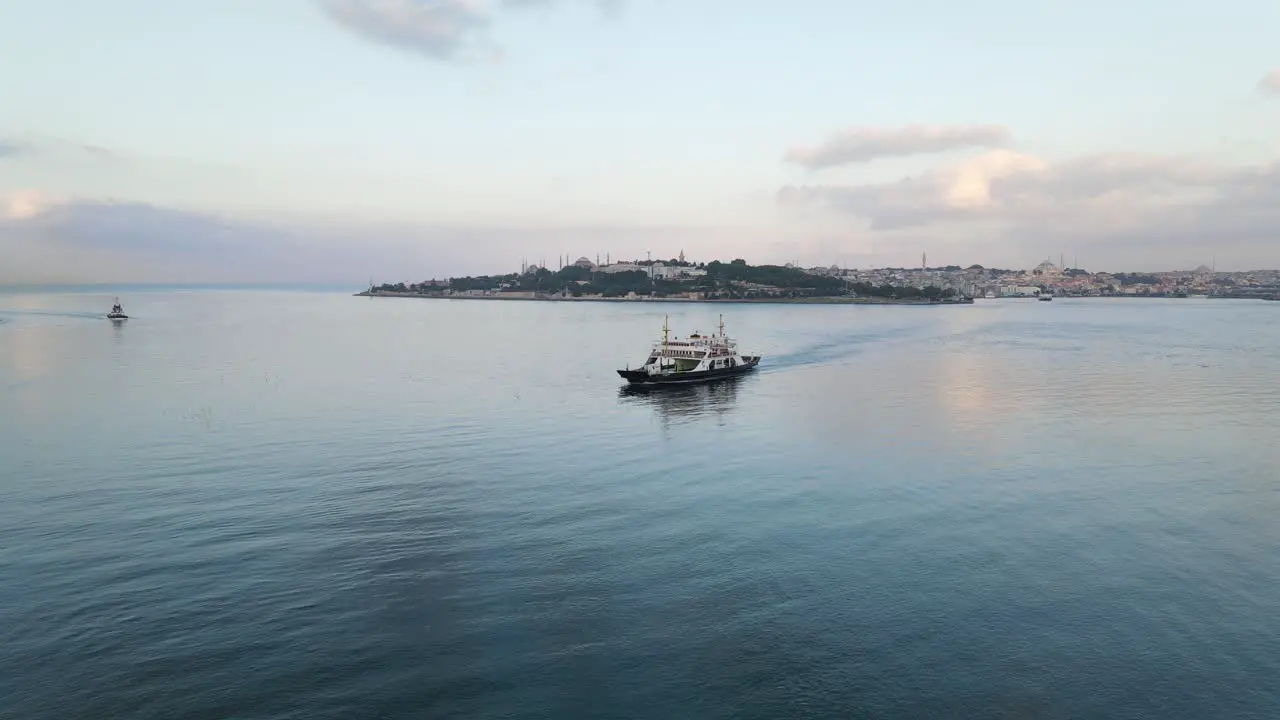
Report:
922,251,927,270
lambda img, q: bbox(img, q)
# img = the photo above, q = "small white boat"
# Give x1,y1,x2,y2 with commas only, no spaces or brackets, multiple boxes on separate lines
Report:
107,298,128,320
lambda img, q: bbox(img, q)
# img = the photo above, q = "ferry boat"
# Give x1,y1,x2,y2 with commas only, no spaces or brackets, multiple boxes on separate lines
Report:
107,298,128,320
1038,291,1053,301
617,315,760,385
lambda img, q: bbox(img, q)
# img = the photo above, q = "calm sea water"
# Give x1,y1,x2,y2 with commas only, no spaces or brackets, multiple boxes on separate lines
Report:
2,289,1279,719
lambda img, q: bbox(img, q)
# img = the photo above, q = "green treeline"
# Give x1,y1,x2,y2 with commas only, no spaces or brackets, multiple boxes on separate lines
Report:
373,259,960,300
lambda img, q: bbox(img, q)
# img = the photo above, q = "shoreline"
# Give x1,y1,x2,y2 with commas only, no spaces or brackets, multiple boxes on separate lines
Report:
352,291,1280,304
352,291,974,306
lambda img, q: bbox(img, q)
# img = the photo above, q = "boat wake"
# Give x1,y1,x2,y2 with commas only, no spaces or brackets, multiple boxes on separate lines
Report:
0,310,106,321
762,326,922,373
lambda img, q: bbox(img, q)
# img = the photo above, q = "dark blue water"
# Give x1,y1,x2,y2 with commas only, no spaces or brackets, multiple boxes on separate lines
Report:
3,290,1279,719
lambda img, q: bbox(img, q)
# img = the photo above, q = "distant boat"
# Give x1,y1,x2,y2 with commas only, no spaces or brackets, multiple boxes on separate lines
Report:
617,314,760,386
1038,291,1053,302
107,298,128,320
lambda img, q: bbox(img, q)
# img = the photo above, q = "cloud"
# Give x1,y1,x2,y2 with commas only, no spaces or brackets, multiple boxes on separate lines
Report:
593,0,625,17
0,135,117,162
785,124,1011,170
2,190,63,220
319,0,491,61
78,143,114,158
0,194,760,283
1258,69,1280,96
779,149,1280,268
780,150,1047,228
1,198,425,283
0,140,32,160
942,150,1048,208
781,151,1242,228
501,0,624,15
319,0,626,62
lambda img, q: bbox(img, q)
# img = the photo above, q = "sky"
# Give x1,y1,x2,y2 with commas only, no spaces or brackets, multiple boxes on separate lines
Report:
1,0,1278,283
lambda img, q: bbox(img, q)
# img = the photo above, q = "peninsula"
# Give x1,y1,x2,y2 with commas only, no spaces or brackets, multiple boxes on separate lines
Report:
356,255,1280,303
356,257,973,305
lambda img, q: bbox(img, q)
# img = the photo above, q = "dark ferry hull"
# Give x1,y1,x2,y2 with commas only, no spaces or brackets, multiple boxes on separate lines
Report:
617,357,761,385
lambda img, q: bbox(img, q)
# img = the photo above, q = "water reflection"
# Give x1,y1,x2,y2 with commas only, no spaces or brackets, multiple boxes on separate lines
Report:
617,374,751,426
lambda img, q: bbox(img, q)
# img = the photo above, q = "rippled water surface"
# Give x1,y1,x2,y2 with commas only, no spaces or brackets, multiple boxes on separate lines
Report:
2,290,1279,719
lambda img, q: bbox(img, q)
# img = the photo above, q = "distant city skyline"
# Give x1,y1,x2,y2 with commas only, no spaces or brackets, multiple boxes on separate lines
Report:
412,253,1252,278
2,0,1278,283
